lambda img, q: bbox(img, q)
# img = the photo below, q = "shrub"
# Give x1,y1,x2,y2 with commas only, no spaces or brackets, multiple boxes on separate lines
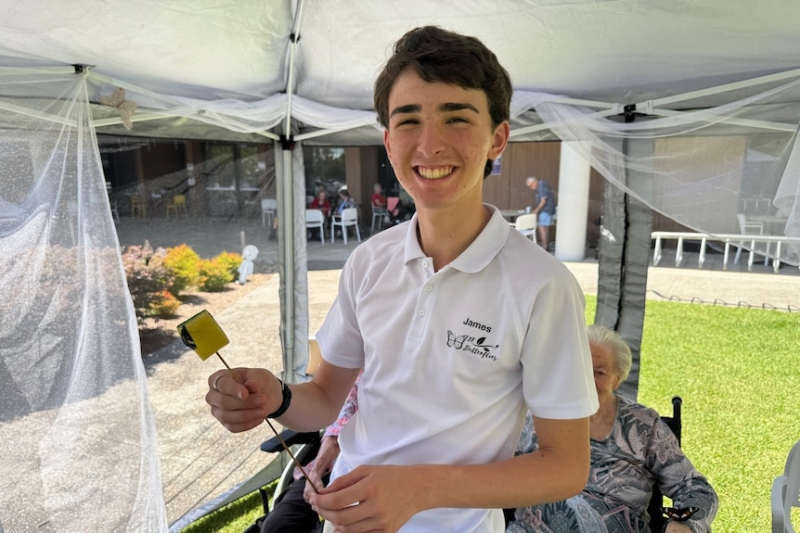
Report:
150,290,181,318
164,244,201,296
121,242,175,322
197,258,234,292
214,251,243,280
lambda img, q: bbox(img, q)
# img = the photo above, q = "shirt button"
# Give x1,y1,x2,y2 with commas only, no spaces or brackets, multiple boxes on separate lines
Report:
425,284,432,292
422,261,429,268
418,309,425,317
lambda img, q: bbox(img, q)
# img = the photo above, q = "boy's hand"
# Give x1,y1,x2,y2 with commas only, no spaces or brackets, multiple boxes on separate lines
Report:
205,368,283,432
310,465,424,533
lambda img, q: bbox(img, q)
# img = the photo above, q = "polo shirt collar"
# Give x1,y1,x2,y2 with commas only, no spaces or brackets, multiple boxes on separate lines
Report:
402,205,510,272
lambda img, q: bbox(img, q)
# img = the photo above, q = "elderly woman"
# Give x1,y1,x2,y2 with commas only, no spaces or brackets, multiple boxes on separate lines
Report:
507,325,718,533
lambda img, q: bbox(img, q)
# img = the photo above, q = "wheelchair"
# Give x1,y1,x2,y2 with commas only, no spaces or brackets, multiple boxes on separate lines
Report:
243,429,322,533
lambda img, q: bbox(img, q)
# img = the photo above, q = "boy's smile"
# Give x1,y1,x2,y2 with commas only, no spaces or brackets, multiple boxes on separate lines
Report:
383,68,509,214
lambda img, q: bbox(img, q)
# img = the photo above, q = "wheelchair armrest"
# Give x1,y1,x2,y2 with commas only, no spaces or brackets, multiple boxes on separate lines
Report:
771,475,787,533
260,430,321,454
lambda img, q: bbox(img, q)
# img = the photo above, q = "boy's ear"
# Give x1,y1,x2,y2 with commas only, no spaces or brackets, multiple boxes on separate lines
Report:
383,128,394,165
488,121,510,160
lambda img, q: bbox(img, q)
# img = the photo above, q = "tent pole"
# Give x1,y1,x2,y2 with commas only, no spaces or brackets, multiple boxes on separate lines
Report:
594,134,653,401
294,116,379,142
281,138,295,383
279,0,308,384
648,67,800,108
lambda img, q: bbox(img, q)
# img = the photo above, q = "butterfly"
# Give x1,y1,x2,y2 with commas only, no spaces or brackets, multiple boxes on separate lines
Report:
446,330,468,350
100,87,137,130
660,506,698,521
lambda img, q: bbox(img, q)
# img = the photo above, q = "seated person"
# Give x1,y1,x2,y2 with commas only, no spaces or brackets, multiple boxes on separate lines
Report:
333,188,355,216
309,189,331,218
371,183,387,209
259,375,360,533
308,189,331,240
507,325,718,533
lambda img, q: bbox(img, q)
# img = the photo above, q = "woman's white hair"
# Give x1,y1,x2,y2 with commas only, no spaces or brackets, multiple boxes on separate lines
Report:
586,324,632,383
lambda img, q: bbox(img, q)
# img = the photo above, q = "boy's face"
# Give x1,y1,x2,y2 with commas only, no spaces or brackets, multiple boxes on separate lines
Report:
383,68,508,214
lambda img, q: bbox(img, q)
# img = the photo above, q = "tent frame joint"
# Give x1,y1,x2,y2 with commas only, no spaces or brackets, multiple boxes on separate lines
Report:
73,64,95,74
280,134,295,151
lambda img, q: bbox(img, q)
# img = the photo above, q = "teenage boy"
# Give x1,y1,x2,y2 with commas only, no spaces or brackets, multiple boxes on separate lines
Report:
207,26,598,533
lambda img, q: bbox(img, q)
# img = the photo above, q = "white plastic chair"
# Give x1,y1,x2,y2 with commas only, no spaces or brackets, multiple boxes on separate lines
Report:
733,212,769,266
371,205,388,232
305,209,325,244
331,207,361,244
261,198,277,227
772,439,800,533
514,213,538,244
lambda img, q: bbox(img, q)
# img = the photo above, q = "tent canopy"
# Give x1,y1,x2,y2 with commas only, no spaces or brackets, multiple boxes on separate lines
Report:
3,0,800,142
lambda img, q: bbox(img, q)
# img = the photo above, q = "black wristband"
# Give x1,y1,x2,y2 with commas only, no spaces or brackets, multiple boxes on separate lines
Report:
266,378,292,418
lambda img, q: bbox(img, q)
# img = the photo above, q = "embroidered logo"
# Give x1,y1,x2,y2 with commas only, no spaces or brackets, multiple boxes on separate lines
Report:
446,330,499,361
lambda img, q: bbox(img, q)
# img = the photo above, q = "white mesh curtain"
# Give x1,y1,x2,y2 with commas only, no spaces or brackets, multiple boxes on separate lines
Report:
0,71,167,532
511,77,800,265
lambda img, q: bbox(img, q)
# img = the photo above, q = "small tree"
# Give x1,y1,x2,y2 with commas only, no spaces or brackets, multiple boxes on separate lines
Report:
197,259,233,292
213,251,243,280
164,244,201,296
121,242,175,322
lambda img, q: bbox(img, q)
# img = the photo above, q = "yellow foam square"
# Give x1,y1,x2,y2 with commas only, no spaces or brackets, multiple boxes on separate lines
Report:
177,310,230,360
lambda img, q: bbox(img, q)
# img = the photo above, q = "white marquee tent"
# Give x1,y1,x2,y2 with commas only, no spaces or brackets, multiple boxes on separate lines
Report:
1,1,800,531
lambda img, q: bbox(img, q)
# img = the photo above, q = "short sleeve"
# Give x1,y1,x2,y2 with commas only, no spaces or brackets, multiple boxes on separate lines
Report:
315,257,365,369
520,269,598,419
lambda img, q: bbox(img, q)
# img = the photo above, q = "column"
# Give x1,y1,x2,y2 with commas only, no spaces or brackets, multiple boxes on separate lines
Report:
555,142,591,261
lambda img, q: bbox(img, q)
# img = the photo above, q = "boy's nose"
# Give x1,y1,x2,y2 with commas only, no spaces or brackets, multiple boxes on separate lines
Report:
417,123,445,157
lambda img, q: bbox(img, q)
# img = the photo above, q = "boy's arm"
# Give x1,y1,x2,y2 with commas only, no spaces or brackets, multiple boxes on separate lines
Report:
206,359,360,434
310,416,590,531
275,360,361,432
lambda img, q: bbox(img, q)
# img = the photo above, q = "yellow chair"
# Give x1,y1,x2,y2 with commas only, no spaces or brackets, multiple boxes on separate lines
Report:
131,195,147,217
166,194,188,218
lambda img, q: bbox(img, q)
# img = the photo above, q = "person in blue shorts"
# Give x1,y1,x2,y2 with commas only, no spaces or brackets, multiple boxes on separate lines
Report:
525,176,556,251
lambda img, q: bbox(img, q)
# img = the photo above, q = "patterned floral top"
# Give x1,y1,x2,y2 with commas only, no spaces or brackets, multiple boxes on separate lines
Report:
507,394,718,533
322,374,360,439
292,373,361,480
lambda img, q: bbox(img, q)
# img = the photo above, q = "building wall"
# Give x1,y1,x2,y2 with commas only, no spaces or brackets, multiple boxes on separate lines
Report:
343,137,748,248
345,146,379,224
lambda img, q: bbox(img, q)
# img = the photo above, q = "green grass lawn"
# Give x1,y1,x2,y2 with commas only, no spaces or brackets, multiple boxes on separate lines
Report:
179,486,273,533
181,297,800,533
626,299,800,533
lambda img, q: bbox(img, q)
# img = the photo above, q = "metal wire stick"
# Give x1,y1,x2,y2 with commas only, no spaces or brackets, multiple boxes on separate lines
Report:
215,351,320,493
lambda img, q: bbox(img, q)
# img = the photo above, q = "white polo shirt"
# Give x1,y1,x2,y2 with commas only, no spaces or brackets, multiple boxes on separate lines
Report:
316,205,598,533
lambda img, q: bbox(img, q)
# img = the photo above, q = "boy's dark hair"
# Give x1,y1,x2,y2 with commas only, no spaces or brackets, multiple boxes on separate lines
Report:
374,26,512,130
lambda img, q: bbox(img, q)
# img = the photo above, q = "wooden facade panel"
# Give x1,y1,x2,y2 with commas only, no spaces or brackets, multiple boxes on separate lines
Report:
483,141,562,210
652,136,745,234
346,137,747,247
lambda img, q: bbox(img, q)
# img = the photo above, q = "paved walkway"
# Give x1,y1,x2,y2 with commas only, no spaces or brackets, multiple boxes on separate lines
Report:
123,218,799,527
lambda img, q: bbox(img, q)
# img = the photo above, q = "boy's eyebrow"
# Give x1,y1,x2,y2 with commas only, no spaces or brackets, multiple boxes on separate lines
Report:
390,104,421,117
389,102,480,117
439,102,479,113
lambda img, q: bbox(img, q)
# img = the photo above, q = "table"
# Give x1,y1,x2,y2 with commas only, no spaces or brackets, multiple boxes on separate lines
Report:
749,215,789,233
500,209,527,223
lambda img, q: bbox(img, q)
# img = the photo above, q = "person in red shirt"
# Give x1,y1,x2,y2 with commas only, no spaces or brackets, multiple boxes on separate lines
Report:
310,189,331,218
370,183,387,209
309,189,331,240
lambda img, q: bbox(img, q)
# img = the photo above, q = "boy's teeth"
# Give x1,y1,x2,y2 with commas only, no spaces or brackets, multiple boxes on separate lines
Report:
418,167,452,179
